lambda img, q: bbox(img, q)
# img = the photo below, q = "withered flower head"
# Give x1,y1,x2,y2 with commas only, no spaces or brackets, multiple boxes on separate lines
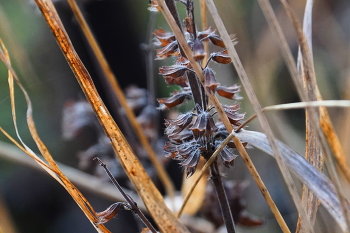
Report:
154,9,246,177
190,105,217,140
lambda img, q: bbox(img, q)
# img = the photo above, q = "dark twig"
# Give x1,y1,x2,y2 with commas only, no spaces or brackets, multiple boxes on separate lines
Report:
209,160,236,233
94,157,157,233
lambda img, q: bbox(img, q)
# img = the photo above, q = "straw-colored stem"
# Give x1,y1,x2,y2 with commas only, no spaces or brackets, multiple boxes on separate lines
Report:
34,1,188,232
155,1,290,232
66,0,175,203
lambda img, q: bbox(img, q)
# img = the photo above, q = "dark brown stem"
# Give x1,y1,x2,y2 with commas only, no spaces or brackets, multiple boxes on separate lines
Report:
210,160,236,233
187,71,207,111
94,157,157,233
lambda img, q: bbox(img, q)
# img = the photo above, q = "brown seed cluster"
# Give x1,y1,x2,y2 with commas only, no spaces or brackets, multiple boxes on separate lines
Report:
153,2,245,177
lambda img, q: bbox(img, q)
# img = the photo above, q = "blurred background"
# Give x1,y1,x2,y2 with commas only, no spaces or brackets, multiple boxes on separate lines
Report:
0,0,349,232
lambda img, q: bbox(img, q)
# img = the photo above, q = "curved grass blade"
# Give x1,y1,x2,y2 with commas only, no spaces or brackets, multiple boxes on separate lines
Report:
0,39,110,233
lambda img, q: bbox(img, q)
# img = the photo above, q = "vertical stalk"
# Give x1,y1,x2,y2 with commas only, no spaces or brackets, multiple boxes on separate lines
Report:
210,160,236,233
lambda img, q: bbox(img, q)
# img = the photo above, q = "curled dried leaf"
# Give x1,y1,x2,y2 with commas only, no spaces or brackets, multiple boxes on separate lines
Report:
216,85,241,100
96,202,130,224
204,67,220,94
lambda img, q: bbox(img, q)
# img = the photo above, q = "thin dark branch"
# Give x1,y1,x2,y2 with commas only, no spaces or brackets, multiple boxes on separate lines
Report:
210,160,236,233
94,157,157,233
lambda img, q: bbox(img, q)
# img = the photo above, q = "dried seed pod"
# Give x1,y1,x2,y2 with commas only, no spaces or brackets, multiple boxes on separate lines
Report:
219,146,238,168
157,91,192,110
222,104,245,126
216,84,241,99
159,65,188,78
164,75,188,87
154,29,175,46
165,112,193,136
204,67,220,94
155,41,179,60
198,27,216,40
192,38,206,61
211,50,231,64
148,0,160,12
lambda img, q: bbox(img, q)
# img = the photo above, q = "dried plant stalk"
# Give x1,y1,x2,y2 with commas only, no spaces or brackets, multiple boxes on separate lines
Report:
66,0,175,202
33,0,189,232
296,1,321,231
155,0,289,232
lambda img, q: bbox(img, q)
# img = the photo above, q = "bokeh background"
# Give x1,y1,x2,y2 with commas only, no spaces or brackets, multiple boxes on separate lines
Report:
0,0,349,232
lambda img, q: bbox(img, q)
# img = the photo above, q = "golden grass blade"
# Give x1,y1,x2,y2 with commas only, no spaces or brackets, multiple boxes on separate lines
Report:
155,1,289,231
236,129,350,233
199,0,209,66
296,2,322,230
0,39,110,233
33,1,189,232
66,0,175,203
204,0,310,232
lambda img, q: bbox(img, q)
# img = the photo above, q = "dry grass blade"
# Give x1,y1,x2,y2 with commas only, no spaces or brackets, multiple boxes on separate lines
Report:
199,0,209,66
66,0,175,203
236,130,350,232
276,0,350,230
255,0,350,231
0,40,109,233
33,0,189,232
296,2,322,230
204,0,310,232
155,1,289,231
